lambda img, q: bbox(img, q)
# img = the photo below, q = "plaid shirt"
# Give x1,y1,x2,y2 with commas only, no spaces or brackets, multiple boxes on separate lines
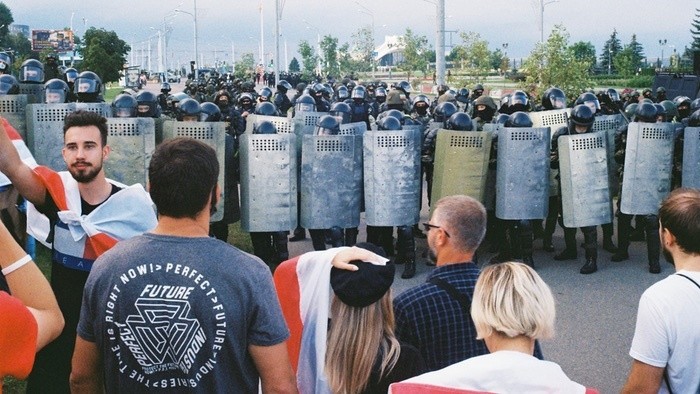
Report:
393,262,487,371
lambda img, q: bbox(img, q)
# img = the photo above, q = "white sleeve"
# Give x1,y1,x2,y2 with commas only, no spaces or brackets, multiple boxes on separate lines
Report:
629,290,669,368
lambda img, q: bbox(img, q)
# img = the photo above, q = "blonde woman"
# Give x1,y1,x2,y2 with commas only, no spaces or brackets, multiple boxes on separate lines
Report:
325,243,426,394
393,262,595,393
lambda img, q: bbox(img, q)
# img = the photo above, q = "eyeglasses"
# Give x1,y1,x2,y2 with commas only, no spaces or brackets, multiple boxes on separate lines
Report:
422,222,450,238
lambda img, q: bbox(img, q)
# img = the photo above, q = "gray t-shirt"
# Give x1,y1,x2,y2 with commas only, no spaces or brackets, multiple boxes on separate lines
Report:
77,233,289,393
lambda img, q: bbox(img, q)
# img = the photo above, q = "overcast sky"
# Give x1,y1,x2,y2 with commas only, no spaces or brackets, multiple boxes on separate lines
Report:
5,0,698,69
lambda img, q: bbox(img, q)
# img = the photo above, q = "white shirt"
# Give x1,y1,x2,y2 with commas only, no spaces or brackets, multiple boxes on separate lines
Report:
397,350,586,394
630,270,700,394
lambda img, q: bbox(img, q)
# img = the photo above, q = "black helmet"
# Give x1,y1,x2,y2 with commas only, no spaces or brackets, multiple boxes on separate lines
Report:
43,78,69,103
295,94,316,112
253,120,278,134
315,114,340,135
499,94,512,114
674,95,692,119
177,98,201,121
255,101,278,116
505,111,533,128
447,112,474,131
606,88,620,104
493,113,510,125
200,102,222,122
374,87,387,103
351,86,366,100
45,53,58,64
456,88,470,104
634,102,657,123
258,87,273,101
296,82,307,92
19,59,44,84
238,92,254,107
311,83,325,98
642,88,652,98
377,81,388,89
660,100,678,120
74,71,102,101
0,74,19,95
688,109,700,127
160,82,171,94
112,94,138,118
135,91,159,118
437,84,449,96
336,85,350,100
413,94,430,114
624,103,638,120
653,103,667,122
384,109,405,124
542,87,567,110
691,98,700,113
575,92,600,114
329,102,352,124
509,90,529,112
396,80,411,94
568,104,594,133
277,79,292,92
378,116,402,131
433,102,458,123
0,52,12,73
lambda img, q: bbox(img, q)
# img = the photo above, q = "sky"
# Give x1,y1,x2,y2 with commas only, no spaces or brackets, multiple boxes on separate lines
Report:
5,0,699,70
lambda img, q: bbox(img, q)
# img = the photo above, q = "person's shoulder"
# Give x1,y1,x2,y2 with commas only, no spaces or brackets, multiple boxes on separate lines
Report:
394,282,439,310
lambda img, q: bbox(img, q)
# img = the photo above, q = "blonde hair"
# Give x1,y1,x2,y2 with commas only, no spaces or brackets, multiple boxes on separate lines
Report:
325,291,401,394
471,262,555,340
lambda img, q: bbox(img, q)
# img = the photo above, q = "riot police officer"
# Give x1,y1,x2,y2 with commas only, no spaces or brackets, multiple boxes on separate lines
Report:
42,78,69,104
422,102,459,206
0,52,11,75
19,59,45,84
158,82,171,114
112,94,138,118
73,71,104,103
44,53,61,81
273,79,293,115
135,91,161,118
348,85,372,128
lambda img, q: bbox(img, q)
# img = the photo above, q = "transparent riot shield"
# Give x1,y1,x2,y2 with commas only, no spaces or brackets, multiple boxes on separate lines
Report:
495,127,550,220
620,122,674,215
300,134,362,229
682,126,700,188
363,129,421,226
244,114,293,134
239,133,297,232
19,83,42,104
558,132,612,227
103,118,156,187
340,121,367,136
530,108,571,135
0,94,29,140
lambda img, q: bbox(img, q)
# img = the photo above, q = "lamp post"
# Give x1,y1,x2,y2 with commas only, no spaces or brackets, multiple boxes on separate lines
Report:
658,39,667,70
175,0,198,79
608,48,612,75
356,1,375,79
539,0,558,43
303,19,322,76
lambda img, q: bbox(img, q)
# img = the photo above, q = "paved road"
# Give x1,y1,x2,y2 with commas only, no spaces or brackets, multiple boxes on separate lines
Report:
142,80,661,393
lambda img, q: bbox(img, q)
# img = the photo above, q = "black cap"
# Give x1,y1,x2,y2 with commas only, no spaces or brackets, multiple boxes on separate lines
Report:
330,243,394,308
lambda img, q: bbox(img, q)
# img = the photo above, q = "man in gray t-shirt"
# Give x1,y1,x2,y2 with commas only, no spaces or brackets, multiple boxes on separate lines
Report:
70,138,297,393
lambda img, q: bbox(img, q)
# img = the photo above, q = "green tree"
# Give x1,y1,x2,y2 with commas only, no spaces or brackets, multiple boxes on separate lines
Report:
0,2,13,46
520,24,592,103
459,32,491,79
600,29,623,74
613,46,636,77
80,27,129,83
398,28,430,79
350,25,374,72
234,52,255,79
628,34,645,69
288,57,300,73
691,8,700,50
570,41,596,72
298,40,318,76
490,48,505,74
319,35,339,77
337,42,364,76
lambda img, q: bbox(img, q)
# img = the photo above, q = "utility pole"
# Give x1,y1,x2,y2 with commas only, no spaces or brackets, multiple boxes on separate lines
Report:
436,0,445,86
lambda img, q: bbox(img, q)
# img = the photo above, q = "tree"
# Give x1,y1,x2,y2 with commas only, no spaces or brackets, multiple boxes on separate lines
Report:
350,25,374,72
570,41,596,72
459,32,491,79
80,27,129,84
691,8,700,50
234,52,255,79
600,29,623,74
398,28,430,80
612,46,636,77
319,35,339,77
298,40,318,76
520,25,592,103
288,57,300,73
0,3,13,46
337,42,364,76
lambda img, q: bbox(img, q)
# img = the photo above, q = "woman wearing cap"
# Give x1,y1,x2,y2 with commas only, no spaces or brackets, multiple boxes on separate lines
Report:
393,262,592,393
325,244,426,394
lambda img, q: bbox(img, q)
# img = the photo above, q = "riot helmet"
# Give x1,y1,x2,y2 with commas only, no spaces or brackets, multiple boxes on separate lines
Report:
509,90,530,112
177,98,201,121
0,75,19,95
160,82,171,94
433,101,458,123
345,80,356,91
541,87,567,110
253,120,277,134
0,52,11,73
351,86,366,101
655,87,667,102
396,80,411,94
214,90,232,109
330,102,352,124
74,71,102,102
688,109,700,127
315,114,340,135
499,94,512,114
505,111,533,128
447,112,474,131
238,92,254,110
493,113,510,125
624,103,638,120
606,88,621,106
277,79,292,93
653,103,667,122
200,102,222,122
43,78,69,103
575,92,601,114
19,59,44,84
296,82,307,92
660,100,678,120
674,95,692,119
135,91,159,118
473,95,497,122
634,102,657,123
641,98,653,104
374,87,387,104
112,94,138,118
456,88,470,104
258,87,273,102
384,109,406,124
377,116,402,131
642,88,652,99
295,94,316,112
568,104,594,133
255,101,278,116
336,85,350,101
377,81,388,89
311,83,325,99
413,94,430,116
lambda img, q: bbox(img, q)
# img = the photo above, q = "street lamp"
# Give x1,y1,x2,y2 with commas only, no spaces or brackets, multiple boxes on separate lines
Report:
175,0,198,79
658,39,667,70
356,3,375,78
608,48,612,75
303,19,322,76
539,0,558,43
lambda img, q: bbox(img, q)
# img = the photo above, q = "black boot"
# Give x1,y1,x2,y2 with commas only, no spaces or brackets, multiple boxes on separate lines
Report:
602,223,617,252
645,215,661,274
580,227,598,274
612,213,631,262
289,226,306,242
554,227,577,260
412,223,426,239
542,235,554,252
401,259,416,279
580,257,598,274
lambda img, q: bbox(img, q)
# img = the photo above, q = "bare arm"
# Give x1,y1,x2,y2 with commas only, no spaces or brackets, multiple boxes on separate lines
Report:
70,337,103,394
249,342,298,394
0,117,47,205
620,359,664,394
0,221,63,350
330,246,389,271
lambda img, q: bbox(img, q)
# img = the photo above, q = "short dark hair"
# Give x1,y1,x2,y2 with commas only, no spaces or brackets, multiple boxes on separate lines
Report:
659,188,700,255
63,110,108,146
148,138,219,218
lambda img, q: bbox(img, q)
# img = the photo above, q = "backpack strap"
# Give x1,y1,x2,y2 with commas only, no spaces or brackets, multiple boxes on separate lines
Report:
428,277,472,314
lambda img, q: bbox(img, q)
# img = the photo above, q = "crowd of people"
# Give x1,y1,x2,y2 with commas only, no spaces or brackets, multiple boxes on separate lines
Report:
0,52,698,393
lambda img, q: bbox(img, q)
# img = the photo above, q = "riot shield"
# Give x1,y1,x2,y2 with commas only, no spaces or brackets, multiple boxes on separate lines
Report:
244,114,293,134
103,118,156,187
558,132,612,227
239,133,297,232
19,83,42,104
482,123,504,133
0,94,29,140
364,129,421,226
431,130,493,210
340,121,367,136
530,108,571,135
26,103,112,171
300,134,362,229
162,120,227,222
682,126,700,188
592,114,625,133
495,127,550,220
593,114,625,196
620,122,674,215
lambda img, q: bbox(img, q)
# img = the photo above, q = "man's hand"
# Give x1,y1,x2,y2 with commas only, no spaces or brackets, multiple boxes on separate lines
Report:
331,246,389,271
